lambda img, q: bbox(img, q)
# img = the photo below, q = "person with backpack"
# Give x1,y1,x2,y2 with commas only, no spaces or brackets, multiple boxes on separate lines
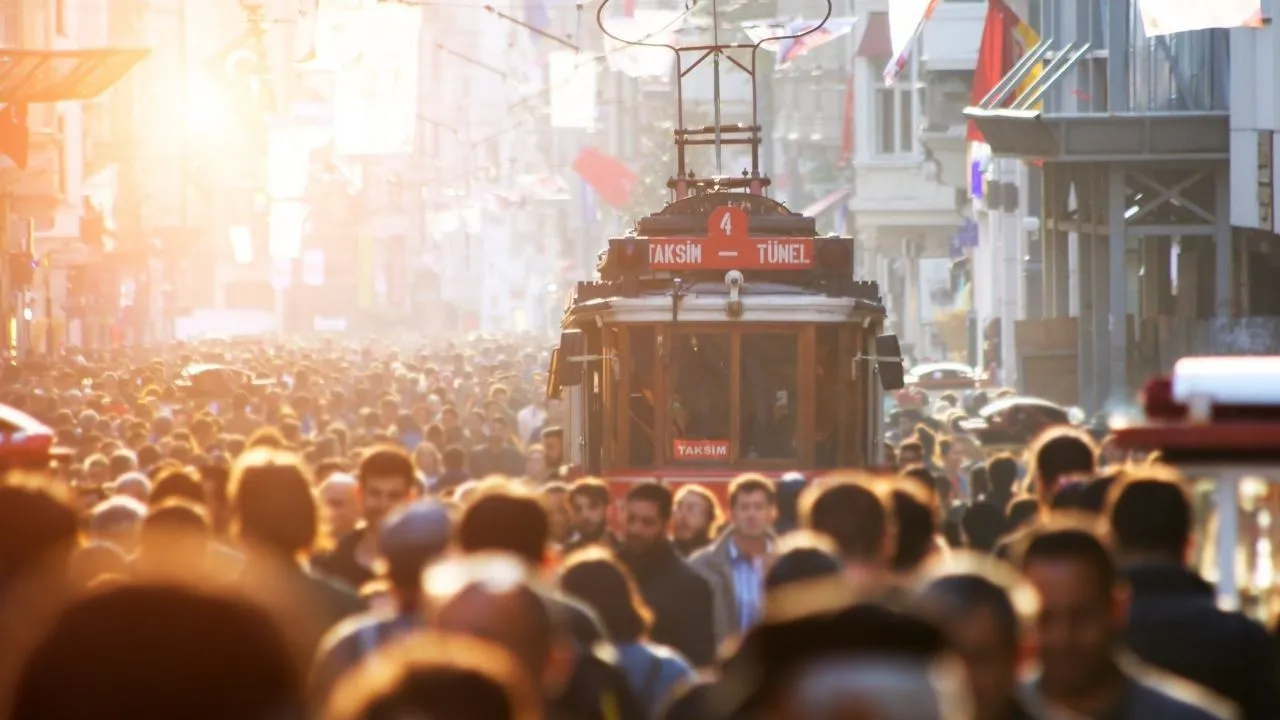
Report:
560,548,696,718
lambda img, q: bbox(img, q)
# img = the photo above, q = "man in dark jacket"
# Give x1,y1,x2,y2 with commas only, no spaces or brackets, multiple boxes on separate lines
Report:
1109,472,1278,720
468,415,525,478
615,482,716,667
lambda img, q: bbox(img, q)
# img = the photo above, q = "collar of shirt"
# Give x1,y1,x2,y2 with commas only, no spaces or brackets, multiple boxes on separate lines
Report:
727,535,773,564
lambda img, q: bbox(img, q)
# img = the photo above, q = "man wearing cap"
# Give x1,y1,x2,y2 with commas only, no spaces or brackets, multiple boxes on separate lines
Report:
309,500,452,707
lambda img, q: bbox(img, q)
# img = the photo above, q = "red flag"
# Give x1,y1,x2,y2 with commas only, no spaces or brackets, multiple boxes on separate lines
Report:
966,1,1019,144
572,146,637,209
622,0,635,17
838,71,855,166
0,104,29,170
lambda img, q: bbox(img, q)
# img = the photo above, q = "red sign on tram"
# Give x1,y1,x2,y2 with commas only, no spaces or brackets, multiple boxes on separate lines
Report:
648,206,814,271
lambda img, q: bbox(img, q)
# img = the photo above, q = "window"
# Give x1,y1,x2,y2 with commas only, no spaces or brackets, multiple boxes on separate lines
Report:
815,327,840,467
626,326,658,467
670,333,731,461
739,334,798,460
874,85,922,156
872,56,925,157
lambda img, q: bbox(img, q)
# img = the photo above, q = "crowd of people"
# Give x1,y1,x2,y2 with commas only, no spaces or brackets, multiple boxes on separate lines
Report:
0,342,1275,720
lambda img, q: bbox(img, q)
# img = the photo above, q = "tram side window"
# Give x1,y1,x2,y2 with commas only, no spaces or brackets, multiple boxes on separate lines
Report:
627,327,658,467
672,333,731,447
740,333,798,460
815,327,839,468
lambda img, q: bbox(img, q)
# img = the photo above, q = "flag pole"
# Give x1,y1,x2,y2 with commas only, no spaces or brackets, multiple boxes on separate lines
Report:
711,0,723,176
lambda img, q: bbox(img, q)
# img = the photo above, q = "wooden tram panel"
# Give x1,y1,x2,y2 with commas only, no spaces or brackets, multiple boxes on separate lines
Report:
547,191,903,495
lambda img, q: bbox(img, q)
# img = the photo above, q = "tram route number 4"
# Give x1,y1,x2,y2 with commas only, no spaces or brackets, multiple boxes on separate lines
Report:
648,206,814,271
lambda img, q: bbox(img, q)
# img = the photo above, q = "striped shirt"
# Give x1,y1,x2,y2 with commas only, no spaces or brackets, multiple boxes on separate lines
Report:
727,538,769,633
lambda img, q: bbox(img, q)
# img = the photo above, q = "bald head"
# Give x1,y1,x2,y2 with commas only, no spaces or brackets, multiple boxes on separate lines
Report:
432,584,554,683
318,473,360,540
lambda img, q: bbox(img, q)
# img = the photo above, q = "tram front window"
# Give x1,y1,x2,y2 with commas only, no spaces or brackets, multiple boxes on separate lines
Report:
672,333,731,459
740,333,798,460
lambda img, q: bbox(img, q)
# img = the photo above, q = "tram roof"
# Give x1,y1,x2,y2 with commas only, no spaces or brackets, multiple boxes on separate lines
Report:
572,191,883,309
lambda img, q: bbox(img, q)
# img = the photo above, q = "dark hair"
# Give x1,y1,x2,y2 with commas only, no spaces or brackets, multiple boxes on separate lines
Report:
728,473,777,507
1029,428,1097,499
914,425,937,457
898,464,940,498
325,632,538,720
986,454,1018,493
889,484,936,572
920,573,1020,650
560,548,652,643
1016,522,1116,596
568,478,610,508
625,482,673,520
801,478,890,563
457,490,550,565
246,426,287,450
144,499,210,537
230,449,318,555
1108,474,1191,561
961,502,1004,552
11,585,301,720
151,468,205,506
1005,497,1039,533
359,446,417,492
764,541,842,592
898,439,924,459
0,485,78,579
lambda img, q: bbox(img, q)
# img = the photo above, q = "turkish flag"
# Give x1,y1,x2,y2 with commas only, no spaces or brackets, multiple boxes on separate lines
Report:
572,146,636,209
966,1,1020,144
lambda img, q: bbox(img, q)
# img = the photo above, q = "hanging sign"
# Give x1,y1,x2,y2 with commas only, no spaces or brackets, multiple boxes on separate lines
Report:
647,206,814,271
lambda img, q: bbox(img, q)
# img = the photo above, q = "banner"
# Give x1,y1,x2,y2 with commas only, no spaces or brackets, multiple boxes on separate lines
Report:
883,0,939,84
1137,0,1263,35
548,51,597,129
743,17,856,66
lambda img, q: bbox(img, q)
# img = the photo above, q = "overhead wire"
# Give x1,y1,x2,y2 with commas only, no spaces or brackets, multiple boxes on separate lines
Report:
465,2,696,148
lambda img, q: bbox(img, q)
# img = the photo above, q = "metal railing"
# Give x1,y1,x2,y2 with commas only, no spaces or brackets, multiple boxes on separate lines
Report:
1032,0,1229,115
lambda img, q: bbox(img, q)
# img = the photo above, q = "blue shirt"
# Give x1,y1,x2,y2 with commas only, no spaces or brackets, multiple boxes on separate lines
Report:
615,641,695,718
727,537,768,633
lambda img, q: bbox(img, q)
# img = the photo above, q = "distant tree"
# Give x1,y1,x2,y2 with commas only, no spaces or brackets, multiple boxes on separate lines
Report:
623,120,676,226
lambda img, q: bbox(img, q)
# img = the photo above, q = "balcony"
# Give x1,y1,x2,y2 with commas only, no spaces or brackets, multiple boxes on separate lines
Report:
965,0,1230,162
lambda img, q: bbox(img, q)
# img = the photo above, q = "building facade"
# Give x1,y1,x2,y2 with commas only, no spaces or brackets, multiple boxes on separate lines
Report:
851,0,984,364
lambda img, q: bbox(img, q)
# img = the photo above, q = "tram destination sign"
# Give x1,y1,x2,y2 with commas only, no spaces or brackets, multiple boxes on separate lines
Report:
647,206,814,271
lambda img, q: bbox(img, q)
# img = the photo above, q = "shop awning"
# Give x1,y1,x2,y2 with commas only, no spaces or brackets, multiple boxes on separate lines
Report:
0,48,150,104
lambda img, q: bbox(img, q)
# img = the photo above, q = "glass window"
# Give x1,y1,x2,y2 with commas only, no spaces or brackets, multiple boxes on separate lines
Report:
671,333,731,461
876,87,896,154
739,334,798,460
626,327,658,468
815,327,840,467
